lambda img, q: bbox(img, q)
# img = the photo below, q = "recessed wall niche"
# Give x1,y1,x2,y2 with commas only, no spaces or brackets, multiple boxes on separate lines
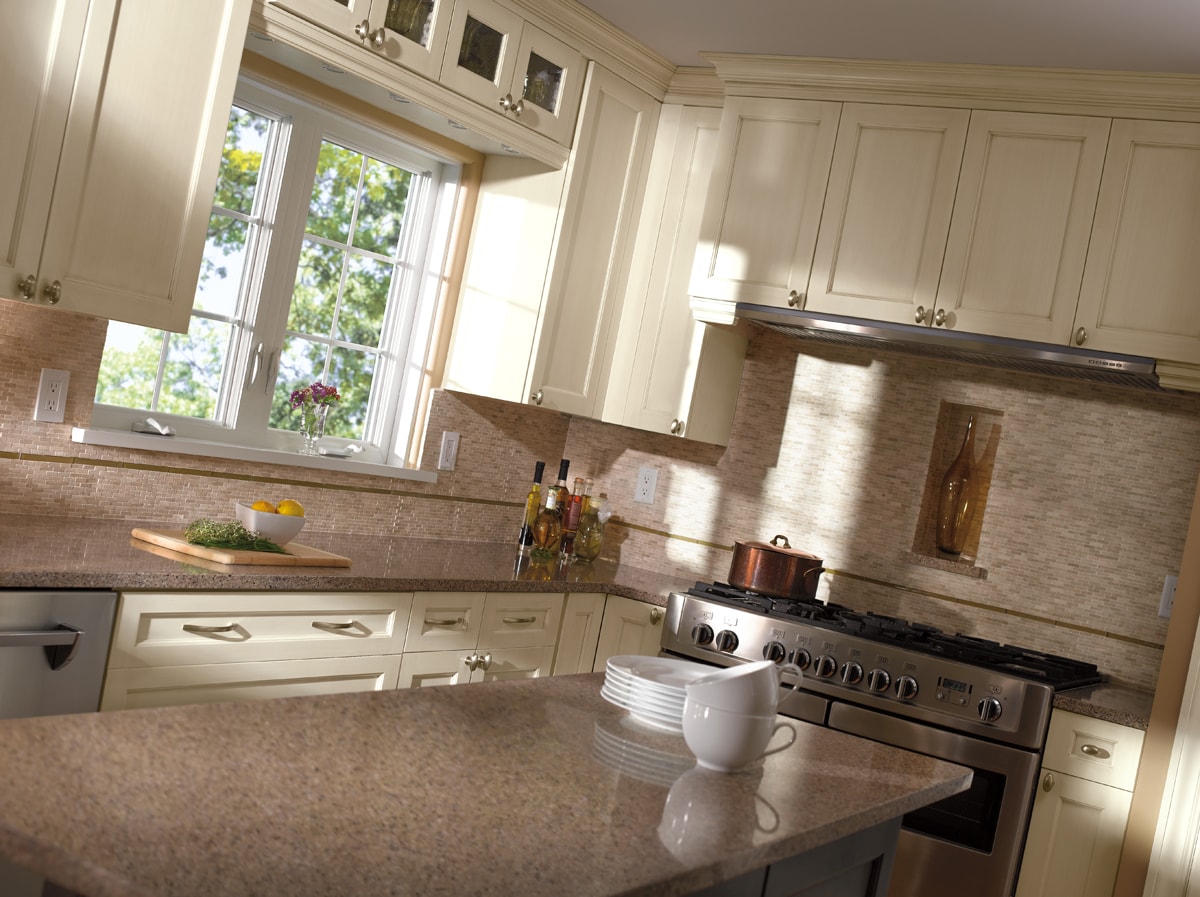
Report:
910,402,1003,577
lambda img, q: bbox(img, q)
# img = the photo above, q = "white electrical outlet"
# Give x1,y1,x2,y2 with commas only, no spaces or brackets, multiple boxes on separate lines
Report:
634,466,658,504
34,368,69,423
438,431,460,470
1160,573,1179,618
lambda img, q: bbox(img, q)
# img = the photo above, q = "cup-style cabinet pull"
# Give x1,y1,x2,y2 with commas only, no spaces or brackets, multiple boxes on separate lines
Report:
502,616,537,625
1079,743,1112,760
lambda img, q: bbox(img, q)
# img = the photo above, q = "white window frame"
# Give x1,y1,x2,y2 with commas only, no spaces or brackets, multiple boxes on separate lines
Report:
85,76,460,473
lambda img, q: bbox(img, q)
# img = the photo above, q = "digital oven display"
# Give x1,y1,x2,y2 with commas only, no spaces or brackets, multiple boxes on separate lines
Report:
938,676,973,695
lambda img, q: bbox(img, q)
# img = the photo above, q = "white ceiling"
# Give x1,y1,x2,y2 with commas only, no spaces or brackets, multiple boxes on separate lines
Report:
575,0,1200,75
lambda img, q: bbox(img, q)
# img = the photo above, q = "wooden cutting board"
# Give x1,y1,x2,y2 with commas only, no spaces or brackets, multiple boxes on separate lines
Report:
131,528,351,567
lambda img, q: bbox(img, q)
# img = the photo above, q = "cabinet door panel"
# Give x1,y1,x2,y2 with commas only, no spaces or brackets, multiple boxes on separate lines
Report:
1015,771,1132,897
398,649,473,687
593,595,664,671
806,104,967,321
939,111,1108,342
0,0,87,299
101,655,402,711
439,0,522,106
509,23,584,146
38,0,249,331
690,97,841,308
552,593,606,675
527,64,659,416
1075,119,1200,363
476,645,555,681
405,592,486,651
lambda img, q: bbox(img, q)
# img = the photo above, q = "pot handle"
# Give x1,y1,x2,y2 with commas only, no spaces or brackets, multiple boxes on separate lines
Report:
801,566,826,580
770,534,791,549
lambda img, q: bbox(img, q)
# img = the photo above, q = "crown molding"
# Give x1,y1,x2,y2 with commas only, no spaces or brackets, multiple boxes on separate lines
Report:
702,53,1200,121
663,66,724,107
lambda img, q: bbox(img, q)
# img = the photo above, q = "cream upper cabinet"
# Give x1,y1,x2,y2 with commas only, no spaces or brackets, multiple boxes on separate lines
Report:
268,0,452,80
525,63,660,417
689,97,841,311
604,105,746,445
439,0,585,146
937,111,1109,343
804,104,967,323
0,0,250,332
1074,119,1200,366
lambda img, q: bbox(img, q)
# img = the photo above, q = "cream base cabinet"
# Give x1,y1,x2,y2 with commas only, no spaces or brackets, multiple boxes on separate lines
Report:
689,97,841,314
399,591,564,686
525,63,659,417
1075,119,1200,367
602,104,747,446
591,595,665,671
936,111,1109,343
552,593,607,675
100,591,414,711
1015,711,1145,897
803,104,967,323
1,0,250,332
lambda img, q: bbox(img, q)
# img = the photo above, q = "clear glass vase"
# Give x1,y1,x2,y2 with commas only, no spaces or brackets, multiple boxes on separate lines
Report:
299,403,330,455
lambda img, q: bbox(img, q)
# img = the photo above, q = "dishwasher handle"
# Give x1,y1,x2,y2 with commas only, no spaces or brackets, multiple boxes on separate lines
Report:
0,624,83,671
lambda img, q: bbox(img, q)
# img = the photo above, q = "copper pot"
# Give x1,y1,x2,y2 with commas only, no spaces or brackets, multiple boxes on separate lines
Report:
729,534,825,601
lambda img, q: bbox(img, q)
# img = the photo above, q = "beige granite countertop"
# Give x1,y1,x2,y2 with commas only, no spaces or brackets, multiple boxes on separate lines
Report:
1053,682,1155,730
0,514,689,605
0,673,970,897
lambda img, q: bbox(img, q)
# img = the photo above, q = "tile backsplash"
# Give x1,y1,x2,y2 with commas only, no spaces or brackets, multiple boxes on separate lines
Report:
3,298,1198,690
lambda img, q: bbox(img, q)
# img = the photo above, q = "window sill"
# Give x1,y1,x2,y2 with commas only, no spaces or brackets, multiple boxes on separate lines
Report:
70,427,438,484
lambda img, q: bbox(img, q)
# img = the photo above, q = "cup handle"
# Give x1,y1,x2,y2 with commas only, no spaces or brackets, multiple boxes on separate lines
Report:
762,721,797,758
775,663,804,713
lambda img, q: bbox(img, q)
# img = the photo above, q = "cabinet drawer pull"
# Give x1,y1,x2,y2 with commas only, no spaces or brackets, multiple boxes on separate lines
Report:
1079,743,1111,759
502,616,537,625
182,623,237,634
425,616,465,626
311,621,356,632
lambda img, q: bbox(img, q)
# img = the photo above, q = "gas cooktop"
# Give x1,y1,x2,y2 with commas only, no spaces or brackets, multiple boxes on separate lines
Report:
685,581,1103,692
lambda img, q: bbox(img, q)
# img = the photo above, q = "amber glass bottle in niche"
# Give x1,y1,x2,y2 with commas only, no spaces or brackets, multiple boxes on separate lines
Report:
936,415,976,555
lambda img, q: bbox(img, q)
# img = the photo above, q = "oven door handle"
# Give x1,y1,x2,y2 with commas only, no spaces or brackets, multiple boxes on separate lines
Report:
0,624,84,671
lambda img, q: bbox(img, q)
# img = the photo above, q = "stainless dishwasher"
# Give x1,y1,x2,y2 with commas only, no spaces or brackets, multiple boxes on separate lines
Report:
0,590,117,897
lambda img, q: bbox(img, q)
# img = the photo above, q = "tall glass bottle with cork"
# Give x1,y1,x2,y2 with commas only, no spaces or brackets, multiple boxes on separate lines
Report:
517,461,545,550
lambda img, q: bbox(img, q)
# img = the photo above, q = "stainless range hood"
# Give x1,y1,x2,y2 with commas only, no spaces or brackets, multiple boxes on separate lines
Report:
732,302,1162,389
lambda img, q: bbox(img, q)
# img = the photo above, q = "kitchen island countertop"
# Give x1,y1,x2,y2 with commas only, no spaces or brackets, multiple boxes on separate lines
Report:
0,672,971,897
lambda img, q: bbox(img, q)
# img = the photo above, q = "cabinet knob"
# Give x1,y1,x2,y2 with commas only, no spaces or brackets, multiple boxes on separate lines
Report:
1079,743,1111,760
914,305,928,324
499,94,524,116
649,607,664,624
353,19,384,47
530,389,544,406
1075,326,1088,346
669,418,684,435
17,274,35,301
934,308,947,327
1041,772,1055,792
42,280,62,305
477,652,492,671
787,289,804,308
464,652,479,671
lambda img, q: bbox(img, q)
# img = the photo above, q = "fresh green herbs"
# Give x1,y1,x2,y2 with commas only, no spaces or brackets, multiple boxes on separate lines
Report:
184,519,286,553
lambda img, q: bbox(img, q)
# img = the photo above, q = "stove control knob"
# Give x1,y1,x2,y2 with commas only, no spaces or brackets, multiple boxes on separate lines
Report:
894,676,919,701
789,648,812,670
978,697,1003,723
763,641,787,663
812,655,837,679
691,623,714,646
839,661,864,685
714,630,739,653
866,668,891,693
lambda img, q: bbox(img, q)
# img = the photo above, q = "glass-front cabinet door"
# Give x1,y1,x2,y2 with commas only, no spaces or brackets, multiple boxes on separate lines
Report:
440,0,583,145
270,0,450,80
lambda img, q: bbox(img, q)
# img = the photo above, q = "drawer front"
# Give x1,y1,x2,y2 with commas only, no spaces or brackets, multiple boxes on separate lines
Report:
1043,710,1145,790
109,592,413,668
479,593,564,649
404,592,487,652
101,654,402,711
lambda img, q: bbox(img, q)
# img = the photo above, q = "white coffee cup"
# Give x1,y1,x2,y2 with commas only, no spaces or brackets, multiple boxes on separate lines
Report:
684,659,803,716
681,697,797,772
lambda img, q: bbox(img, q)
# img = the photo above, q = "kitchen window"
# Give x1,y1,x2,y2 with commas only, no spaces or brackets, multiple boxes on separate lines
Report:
90,77,459,470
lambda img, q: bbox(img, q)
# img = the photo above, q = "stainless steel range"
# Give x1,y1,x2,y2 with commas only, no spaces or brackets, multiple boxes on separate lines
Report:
659,582,1104,897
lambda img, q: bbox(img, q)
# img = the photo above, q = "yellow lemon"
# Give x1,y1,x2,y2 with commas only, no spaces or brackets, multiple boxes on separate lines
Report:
250,499,277,513
276,499,305,517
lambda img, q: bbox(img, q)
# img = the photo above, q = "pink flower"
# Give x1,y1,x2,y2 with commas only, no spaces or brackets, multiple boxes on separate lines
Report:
290,381,341,409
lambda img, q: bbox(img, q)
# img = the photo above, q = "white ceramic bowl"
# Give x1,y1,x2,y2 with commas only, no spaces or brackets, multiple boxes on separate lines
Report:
234,502,305,545
681,698,796,772
685,660,803,715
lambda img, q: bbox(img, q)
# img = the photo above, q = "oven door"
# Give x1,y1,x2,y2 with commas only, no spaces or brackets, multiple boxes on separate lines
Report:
828,702,1040,897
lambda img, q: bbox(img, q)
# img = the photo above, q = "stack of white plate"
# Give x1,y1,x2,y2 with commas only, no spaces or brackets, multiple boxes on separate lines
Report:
600,655,712,734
